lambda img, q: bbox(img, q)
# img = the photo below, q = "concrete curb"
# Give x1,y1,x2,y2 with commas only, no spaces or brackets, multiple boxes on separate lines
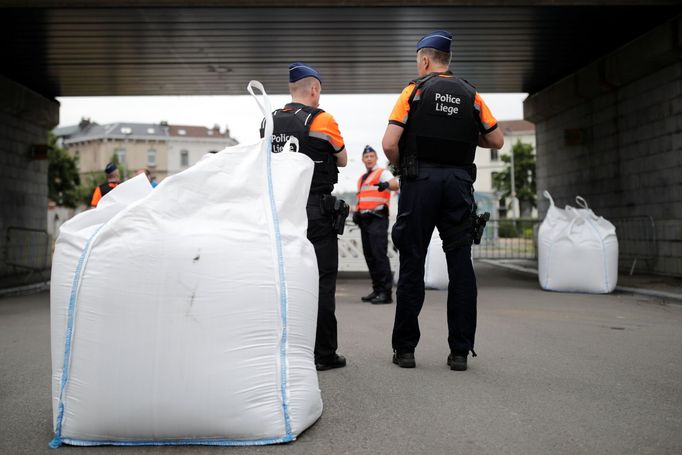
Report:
479,259,682,304
0,281,50,299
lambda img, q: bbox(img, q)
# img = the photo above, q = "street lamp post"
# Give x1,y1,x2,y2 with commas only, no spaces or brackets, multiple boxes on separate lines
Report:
509,145,519,219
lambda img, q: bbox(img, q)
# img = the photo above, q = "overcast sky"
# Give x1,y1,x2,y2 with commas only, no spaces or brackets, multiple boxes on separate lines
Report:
57,92,527,192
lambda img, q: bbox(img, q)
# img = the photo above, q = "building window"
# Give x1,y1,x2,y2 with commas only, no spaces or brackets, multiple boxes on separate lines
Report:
180,150,189,167
147,128,155,134
115,147,126,164
120,127,132,135
147,149,157,167
498,197,508,218
490,149,499,161
178,129,186,136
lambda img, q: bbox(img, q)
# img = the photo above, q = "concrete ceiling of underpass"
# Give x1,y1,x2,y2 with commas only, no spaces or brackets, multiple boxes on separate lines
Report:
1,1,680,97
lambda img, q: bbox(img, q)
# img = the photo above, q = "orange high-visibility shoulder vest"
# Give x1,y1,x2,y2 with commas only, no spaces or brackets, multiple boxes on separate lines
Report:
356,167,391,212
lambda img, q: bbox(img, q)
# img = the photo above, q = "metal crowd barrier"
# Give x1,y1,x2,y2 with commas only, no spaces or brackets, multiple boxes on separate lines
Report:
4,226,51,282
336,216,657,274
473,218,539,260
338,224,399,272
338,219,541,272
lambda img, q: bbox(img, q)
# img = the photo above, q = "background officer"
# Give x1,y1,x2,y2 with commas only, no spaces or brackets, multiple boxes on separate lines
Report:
261,62,349,371
382,31,504,371
353,145,398,304
90,162,120,207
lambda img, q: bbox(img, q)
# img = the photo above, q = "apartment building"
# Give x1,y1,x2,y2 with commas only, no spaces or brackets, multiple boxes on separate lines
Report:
54,119,238,181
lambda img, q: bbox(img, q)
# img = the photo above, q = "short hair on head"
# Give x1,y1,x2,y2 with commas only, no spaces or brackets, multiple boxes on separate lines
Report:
288,76,319,96
418,47,451,67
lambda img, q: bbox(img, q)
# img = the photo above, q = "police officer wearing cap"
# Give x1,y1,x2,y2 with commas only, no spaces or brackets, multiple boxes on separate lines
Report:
382,31,504,371
261,62,349,371
90,162,120,207
353,145,399,304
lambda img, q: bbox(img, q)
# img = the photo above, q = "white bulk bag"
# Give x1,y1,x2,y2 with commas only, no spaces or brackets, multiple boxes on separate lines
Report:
50,81,322,447
424,232,449,290
538,191,619,293
393,230,473,291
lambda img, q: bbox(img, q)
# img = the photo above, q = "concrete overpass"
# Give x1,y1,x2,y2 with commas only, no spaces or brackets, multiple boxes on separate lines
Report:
1,1,681,286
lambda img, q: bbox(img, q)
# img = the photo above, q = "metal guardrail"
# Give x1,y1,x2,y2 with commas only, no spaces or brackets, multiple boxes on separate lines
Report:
4,227,51,282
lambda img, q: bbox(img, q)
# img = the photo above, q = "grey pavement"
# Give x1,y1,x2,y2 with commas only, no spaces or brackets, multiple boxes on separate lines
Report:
1,263,681,454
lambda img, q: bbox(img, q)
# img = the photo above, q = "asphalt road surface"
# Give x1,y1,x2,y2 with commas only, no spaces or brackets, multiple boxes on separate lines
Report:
1,263,681,454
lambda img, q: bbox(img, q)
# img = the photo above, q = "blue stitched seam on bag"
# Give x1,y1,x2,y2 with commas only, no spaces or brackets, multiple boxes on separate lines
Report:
50,226,103,449
265,135,294,439
58,436,292,447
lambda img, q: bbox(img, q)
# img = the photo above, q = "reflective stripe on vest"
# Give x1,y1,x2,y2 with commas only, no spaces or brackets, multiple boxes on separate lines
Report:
356,168,390,211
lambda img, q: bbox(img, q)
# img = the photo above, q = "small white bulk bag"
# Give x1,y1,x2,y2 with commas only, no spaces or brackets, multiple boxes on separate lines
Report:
50,81,322,447
394,230,472,291
424,232,449,290
538,191,619,293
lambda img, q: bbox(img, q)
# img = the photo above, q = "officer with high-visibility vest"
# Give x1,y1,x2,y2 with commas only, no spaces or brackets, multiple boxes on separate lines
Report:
353,145,398,304
90,162,120,207
261,62,349,371
382,31,504,371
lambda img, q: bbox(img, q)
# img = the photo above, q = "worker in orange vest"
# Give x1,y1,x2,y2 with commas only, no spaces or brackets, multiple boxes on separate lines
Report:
90,162,120,207
353,145,399,304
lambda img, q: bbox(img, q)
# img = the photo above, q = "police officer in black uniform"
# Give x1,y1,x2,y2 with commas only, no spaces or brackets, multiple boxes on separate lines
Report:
261,62,349,371
382,31,504,371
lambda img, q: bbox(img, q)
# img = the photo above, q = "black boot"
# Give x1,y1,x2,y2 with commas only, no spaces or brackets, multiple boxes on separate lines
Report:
316,354,347,371
361,291,378,302
370,291,393,304
392,351,415,368
447,352,468,371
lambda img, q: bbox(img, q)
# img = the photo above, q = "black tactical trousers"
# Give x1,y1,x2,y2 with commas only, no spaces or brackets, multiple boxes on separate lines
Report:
359,215,393,293
391,166,477,355
307,194,339,362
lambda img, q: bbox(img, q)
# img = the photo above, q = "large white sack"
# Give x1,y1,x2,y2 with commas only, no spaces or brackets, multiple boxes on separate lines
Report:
538,191,618,293
50,81,322,447
424,232,449,290
392,230,459,291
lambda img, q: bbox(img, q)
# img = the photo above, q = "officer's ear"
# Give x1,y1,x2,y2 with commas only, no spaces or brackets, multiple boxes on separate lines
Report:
311,80,321,97
416,51,429,72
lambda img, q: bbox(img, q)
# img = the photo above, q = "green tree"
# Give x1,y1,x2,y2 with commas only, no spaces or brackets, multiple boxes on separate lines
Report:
78,171,106,206
492,140,537,216
48,133,82,208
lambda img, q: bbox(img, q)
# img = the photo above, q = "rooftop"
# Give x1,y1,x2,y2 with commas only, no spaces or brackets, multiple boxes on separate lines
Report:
54,121,234,142
498,119,535,135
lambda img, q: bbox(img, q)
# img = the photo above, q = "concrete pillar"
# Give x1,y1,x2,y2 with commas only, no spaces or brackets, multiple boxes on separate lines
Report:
0,75,59,287
525,16,682,277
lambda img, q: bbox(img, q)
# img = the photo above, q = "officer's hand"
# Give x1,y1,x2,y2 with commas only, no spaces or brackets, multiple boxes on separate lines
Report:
376,181,390,192
352,211,361,225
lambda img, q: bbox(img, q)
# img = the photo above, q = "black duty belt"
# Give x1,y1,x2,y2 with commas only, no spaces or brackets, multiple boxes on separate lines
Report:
418,162,477,181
